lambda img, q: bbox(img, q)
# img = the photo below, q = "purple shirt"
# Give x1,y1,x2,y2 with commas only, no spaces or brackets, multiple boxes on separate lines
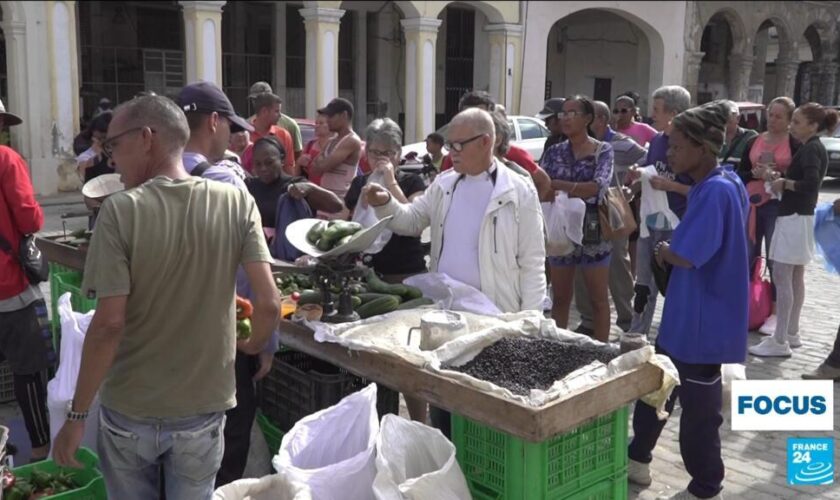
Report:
540,140,614,204
183,152,247,192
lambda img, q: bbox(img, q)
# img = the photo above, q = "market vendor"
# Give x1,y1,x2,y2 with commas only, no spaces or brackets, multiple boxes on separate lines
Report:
365,107,546,436
627,101,748,500
52,94,282,500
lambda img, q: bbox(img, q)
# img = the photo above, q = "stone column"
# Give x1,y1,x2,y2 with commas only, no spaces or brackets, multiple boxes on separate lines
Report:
181,1,225,85
727,54,755,102
683,50,705,105
46,1,80,159
775,59,800,99
485,23,524,113
2,19,29,159
818,60,839,105
401,17,442,143
300,7,344,117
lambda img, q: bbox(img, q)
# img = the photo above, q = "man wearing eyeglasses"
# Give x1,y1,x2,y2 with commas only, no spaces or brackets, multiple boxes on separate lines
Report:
53,95,281,500
365,108,547,434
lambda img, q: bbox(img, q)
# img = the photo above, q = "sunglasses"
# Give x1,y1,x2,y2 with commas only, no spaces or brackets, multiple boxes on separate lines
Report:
445,134,485,152
613,108,632,114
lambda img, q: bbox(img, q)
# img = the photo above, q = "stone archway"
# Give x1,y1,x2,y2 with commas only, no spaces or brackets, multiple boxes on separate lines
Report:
748,17,794,103
696,9,750,102
798,21,838,104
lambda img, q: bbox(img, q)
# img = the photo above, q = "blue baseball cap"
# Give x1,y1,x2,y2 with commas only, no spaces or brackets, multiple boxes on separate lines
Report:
177,81,253,133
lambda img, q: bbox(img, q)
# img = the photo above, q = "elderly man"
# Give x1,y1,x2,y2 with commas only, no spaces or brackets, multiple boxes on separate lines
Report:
573,101,647,335
366,108,546,436
53,95,281,500
718,100,757,169
628,85,693,337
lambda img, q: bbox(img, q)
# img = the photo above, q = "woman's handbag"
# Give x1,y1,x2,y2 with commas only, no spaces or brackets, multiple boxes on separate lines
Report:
599,169,637,240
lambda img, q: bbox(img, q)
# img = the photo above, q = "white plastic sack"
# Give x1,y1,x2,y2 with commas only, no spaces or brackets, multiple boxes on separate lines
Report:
273,384,380,500
373,414,470,500
541,191,585,257
430,319,679,411
403,273,502,316
721,363,747,416
638,165,680,238
353,171,393,254
47,293,100,456
213,470,312,500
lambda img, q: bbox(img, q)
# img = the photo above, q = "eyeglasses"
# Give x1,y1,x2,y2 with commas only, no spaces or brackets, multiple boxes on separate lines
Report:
367,148,396,158
613,108,632,114
558,111,583,119
102,127,155,158
445,134,485,152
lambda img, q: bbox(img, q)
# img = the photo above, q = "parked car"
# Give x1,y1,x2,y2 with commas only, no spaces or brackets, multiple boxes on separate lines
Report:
295,118,316,147
400,115,551,162
822,136,840,178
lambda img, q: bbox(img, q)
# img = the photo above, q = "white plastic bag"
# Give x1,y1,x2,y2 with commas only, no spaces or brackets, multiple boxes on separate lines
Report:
541,192,584,257
403,273,502,316
373,414,471,500
353,171,393,254
213,470,312,500
721,363,746,416
273,384,379,500
638,165,680,238
47,293,100,456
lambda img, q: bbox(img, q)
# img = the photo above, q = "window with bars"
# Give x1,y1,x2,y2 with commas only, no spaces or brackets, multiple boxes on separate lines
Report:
338,11,354,91
444,7,475,123
286,5,306,89
222,2,275,115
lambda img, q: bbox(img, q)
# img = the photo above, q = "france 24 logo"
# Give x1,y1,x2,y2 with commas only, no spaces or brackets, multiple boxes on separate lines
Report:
788,438,834,485
731,380,834,431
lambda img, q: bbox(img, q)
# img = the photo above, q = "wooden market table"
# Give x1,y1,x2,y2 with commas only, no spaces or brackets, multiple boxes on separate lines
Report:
36,233,88,271
276,319,663,442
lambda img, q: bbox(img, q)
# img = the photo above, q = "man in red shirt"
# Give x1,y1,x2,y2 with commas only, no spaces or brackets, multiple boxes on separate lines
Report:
0,102,53,461
439,92,552,200
242,93,298,175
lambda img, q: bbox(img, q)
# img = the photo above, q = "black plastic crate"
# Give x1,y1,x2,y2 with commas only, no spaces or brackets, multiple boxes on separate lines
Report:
258,349,400,432
0,361,13,403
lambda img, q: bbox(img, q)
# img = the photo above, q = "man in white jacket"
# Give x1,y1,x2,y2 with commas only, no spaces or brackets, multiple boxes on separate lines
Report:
365,108,546,313
365,108,546,436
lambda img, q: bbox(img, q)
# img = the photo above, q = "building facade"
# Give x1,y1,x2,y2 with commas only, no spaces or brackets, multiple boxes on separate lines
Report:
4,0,840,195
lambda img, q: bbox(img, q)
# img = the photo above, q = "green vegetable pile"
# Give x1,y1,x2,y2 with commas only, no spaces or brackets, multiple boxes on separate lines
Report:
277,269,433,319
2,468,80,500
306,220,363,252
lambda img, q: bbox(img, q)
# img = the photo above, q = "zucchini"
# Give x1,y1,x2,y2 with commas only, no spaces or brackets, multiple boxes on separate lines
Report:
396,297,434,310
401,285,423,300
306,220,328,244
357,292,401,304
356,295,401,319
365,269,423,300
336,234,354,247
321,221,363,247
316,237,333,251
297,289,323,305
351,295,362,308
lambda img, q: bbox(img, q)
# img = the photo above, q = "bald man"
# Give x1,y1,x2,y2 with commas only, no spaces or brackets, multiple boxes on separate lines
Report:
365,108,546,436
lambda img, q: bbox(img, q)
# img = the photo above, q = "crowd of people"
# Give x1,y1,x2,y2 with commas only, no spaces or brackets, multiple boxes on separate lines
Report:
1,74,839,500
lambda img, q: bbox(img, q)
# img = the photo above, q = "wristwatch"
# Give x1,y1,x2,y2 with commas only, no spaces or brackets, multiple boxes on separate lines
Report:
66,400,89,421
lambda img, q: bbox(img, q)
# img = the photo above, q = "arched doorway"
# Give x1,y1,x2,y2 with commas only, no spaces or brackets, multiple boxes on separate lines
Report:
749,19,793,104
797,24,827,103
697,12,739,103
544,9,653,112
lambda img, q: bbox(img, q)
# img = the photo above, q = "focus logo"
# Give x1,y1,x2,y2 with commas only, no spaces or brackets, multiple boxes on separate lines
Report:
731,380,834,431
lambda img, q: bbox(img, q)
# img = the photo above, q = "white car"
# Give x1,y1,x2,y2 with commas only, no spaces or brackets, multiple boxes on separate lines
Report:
400,115,551,162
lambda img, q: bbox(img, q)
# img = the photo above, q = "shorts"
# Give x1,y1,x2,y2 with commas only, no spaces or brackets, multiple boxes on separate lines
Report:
0,299,56,374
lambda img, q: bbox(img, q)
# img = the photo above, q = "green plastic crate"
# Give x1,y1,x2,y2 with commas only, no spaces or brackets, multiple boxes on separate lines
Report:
256,411,285,456
50,271,97,352
452,406,629,500
564,471,628,500
11,447,106,500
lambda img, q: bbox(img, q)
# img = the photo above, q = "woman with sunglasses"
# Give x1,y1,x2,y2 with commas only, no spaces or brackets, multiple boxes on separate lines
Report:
541,95,614,342
614,95,657,148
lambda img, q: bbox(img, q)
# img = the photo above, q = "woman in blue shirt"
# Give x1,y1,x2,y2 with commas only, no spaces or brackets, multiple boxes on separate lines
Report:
627,101,749,500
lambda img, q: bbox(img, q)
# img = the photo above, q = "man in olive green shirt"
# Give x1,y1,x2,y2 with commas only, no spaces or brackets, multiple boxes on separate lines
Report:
719,100,758,169
248,81,302,159
53,95,281,500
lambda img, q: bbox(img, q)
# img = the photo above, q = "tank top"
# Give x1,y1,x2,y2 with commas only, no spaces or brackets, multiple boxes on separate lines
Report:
749,134,792,174
317,132,360,220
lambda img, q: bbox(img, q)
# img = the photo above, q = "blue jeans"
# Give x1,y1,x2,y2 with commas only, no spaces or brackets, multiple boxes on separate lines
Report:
98,406,226,500
630,229,672,336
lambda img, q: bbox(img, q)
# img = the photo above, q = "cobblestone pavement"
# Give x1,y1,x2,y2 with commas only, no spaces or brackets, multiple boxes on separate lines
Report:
7,184,840,497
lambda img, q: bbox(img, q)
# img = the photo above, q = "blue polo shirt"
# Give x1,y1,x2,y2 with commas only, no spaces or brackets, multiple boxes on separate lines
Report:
657,167,749,364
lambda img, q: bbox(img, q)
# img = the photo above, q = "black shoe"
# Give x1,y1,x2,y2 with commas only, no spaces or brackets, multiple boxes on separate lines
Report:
574,324,594,337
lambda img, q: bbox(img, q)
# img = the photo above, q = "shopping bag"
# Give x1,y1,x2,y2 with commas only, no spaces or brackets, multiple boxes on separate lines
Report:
213,470,312,500
273,384,379,500
540,191,579,257
47,294,100,456
352,172,393,255
748,257,772,331
373,414,471,500
638,165,680,238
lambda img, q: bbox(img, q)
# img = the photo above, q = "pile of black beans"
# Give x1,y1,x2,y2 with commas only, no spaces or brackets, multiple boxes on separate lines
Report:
445,337,618,395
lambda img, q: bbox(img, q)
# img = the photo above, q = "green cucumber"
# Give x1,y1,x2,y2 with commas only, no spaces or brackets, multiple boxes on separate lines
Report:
306,220,328,244
357,292,402,304
396,297,434,310
356,295,401,319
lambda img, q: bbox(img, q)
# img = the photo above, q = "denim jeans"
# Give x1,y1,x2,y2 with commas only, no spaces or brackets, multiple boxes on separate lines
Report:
630,229,672,336
98,406,226,500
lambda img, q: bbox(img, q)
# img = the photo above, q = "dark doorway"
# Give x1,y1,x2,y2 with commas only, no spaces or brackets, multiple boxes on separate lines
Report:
593,78,612,103
443,7,474,124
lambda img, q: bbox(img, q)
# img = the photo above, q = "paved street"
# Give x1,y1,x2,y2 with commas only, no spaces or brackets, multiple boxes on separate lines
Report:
5,182,840,497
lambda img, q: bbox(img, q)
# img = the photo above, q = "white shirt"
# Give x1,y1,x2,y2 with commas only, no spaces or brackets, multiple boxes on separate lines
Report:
437,167,495,290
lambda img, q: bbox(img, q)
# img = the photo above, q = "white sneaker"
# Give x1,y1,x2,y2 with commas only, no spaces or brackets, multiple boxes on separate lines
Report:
656,490,722,500
628,458,652,486
758,314,777,335
788,333,802,348
749,336,792,357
